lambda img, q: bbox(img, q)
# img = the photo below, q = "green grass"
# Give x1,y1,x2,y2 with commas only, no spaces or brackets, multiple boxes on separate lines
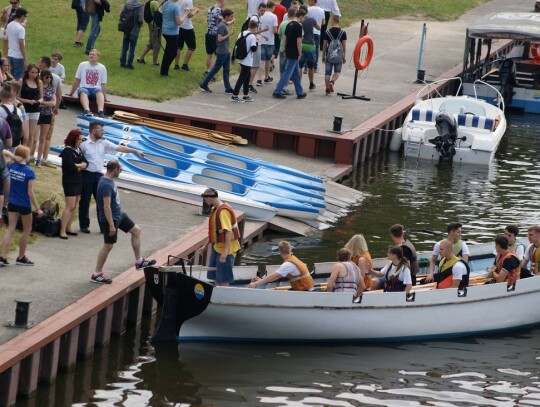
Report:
25,0,489,101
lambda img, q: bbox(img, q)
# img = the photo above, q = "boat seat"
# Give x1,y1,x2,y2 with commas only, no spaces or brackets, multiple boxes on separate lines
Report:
457,114,494,131
411,109,438,122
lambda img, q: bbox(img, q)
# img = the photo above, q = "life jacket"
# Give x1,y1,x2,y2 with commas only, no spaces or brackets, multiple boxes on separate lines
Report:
509,241,525,256
436,256,469,289
527,244,540,275
383,261,407,292
284,255,314,291
334,262,361,292
352,252,372,290
401,239,419,284
208,203,240,244
495,250,520,287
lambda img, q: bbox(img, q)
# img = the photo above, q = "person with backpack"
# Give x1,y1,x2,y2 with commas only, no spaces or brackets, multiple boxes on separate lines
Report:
204,0,225,77
119,0,144,69
136,0,162,66
321,15,346,95
230,19,258,102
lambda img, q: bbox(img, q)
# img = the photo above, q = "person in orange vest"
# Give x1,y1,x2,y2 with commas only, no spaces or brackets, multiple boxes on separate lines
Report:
201,188,241,286
247,240,314,290
521,224,540,276
433,239,468,289
490,234,520,287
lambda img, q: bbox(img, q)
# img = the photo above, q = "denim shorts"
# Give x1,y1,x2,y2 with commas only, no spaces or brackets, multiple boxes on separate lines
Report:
299,50,315,69
207,247,235,284
325,61,343,76
78,87,103,97
260,44,274,61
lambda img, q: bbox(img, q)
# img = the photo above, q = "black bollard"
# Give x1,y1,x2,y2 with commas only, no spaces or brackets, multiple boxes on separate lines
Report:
332,116,343,133
416,69,426,82
5,299,34,328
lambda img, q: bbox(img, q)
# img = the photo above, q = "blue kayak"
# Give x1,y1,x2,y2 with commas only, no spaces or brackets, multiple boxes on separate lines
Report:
77,116,326,191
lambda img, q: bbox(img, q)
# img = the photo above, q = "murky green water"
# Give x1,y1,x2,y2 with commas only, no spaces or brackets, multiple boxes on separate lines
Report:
16,113,540,406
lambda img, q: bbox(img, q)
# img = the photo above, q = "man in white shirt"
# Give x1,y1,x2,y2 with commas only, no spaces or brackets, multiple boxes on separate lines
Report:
258,1,278,84
78,121,144,234
426,222,469,282
67,49,108,118
317,0,340,52
5,7,26,80
247,0,266,18
307,0,325,72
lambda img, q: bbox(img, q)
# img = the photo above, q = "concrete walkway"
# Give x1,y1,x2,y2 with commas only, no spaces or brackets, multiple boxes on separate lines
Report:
0,0,529,345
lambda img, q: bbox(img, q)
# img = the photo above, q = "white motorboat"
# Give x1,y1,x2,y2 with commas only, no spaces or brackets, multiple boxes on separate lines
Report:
462,12,540,114
391,77,506,165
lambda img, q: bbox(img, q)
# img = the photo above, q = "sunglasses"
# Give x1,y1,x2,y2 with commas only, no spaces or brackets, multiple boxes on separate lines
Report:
201,193,218,198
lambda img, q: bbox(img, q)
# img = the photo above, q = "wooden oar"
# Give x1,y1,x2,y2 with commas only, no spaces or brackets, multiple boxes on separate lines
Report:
112,111,248,146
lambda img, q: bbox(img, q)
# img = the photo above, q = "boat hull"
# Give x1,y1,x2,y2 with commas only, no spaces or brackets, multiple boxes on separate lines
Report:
175,273,540,342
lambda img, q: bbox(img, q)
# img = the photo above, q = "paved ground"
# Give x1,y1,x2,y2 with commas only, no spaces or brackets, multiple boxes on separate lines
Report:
0,0,530,344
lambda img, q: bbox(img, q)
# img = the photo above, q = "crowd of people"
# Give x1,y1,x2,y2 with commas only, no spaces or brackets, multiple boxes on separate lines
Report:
237,222,540,297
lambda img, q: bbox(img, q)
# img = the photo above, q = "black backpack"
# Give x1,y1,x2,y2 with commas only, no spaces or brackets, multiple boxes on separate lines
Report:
153,0,167,30
232,32,253,60
1,104,22,147
118,5,136,33
143,0,153,24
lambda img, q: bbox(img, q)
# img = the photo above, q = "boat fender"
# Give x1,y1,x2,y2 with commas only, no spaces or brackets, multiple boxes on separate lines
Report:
353,35,374,71
531,42,540,61
389,127,403,152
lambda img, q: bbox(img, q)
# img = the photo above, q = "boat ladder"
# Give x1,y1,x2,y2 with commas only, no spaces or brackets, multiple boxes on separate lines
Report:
404,136,423,159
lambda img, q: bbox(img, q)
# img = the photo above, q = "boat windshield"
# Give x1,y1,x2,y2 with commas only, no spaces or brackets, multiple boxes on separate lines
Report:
439,100,486,116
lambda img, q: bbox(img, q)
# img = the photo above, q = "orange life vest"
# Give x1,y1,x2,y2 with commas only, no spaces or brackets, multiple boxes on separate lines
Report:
208,203,240,244
495,250,520,286
529,245,540,275
436,257,460,289
284,255,314,291
352,252,372,290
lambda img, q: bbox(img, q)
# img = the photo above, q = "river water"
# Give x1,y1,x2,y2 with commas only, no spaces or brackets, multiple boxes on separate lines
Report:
18,113,540,406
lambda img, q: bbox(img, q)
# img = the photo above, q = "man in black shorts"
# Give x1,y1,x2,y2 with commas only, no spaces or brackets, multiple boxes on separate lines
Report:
91,160,156,284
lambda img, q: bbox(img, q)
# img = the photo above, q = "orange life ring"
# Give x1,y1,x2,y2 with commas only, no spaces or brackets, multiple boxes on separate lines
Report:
531,42,540,61
353,35,374,71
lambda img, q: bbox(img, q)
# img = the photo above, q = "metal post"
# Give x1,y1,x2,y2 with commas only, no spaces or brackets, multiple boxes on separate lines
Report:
5,299,34,328
416,23,427,82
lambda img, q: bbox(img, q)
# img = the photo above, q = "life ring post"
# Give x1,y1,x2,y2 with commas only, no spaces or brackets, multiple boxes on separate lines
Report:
415,23,427,83
338,35,373,101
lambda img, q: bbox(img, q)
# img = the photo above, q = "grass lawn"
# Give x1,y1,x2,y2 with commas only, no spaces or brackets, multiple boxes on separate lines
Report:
25,0,489,101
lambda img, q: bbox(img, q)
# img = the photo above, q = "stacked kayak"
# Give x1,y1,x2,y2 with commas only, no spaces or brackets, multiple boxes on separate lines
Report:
69,116,328,220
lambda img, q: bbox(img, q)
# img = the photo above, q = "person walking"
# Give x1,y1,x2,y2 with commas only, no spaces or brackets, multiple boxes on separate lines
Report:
230,19,258,102
85,0,110,55
272,8,307,99
59,129,88,239
92,159,156,284
199,8,235,93
5,7,26,80
200,188,240,286
0,145,43,266
137,0,161,66
72,0,89,48
78,121,144,234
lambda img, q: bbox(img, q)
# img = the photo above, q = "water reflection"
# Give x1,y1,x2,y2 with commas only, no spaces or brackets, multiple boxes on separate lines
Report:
54,327,540,406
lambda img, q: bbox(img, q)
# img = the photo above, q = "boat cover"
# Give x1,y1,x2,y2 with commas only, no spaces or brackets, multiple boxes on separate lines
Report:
467,13,540,41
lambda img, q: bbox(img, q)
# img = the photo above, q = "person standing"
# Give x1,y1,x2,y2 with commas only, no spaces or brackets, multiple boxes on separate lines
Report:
67,49,108,117
204,0,225,77
317,0,340,53
247,240,314,290
35,70,55,168
119,0,144,69
230,19,258,102
0,145,43,266
59,129,88,239
85,0,110,55
18,64,42,157
137,0,161,66
299,5,319,90
199,8,235,93
258,1,278,84
92,159,156,284
272,8,307,99
72,0,89,48
201,188,241,286
160,0,186,76
1,0,20,57
307,0,324,72
5,7,26,80
173,0,199,71
78,121,144,234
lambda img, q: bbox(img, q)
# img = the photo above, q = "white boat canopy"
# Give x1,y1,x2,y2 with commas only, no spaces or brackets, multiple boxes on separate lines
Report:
467,12,540,41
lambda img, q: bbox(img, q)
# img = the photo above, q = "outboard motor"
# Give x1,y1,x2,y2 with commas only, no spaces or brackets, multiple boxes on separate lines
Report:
499,59,517,105
429,110,458,163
